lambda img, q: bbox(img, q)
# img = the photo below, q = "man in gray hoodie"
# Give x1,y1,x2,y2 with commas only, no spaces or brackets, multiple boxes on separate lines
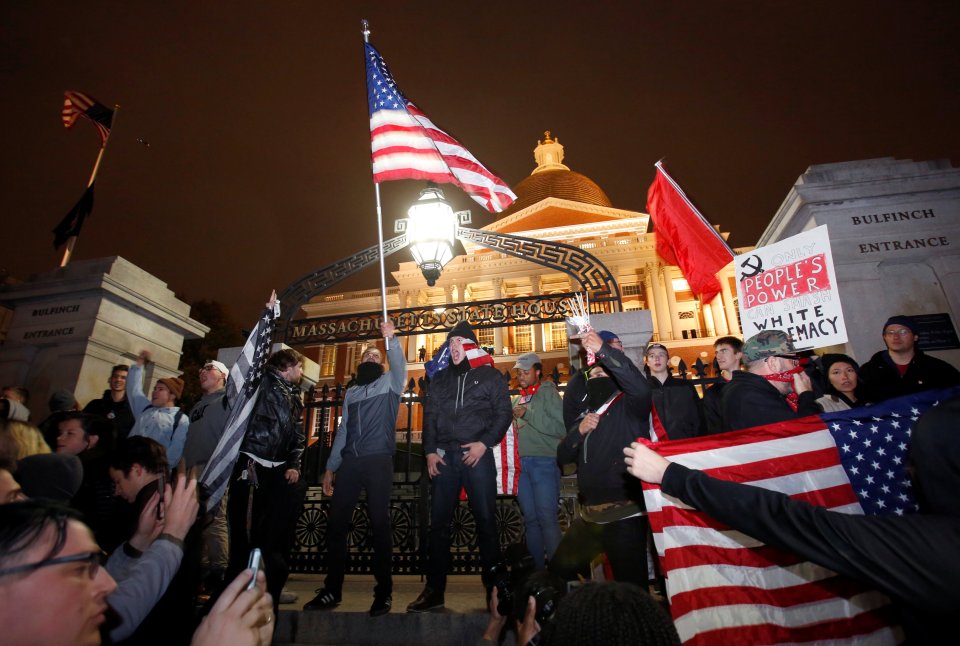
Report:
304,319,406,617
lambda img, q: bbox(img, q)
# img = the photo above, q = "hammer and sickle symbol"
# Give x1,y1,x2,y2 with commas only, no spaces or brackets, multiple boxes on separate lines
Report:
739,255,764,281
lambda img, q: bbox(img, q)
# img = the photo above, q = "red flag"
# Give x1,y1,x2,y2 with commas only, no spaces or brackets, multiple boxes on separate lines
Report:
646,163,734,303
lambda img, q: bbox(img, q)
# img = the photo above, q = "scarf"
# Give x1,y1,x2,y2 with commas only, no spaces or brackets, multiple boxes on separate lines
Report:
586,376,619,412
355,361,384,386
761,364,805,411
519,381,541,403
462,341,495,369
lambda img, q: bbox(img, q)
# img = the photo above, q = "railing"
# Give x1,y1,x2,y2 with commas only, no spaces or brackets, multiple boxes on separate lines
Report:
289,361,723,574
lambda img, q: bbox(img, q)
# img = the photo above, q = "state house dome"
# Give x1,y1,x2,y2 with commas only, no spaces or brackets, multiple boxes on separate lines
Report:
499,131,612,217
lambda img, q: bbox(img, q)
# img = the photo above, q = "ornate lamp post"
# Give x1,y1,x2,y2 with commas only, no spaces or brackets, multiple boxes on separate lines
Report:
404,184,461,286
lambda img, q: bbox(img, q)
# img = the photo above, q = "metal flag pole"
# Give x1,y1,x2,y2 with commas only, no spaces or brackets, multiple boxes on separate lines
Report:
60,104,120,268
363,19,391,349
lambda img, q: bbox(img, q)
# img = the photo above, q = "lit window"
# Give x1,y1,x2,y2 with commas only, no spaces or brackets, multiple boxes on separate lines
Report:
320,345,336,377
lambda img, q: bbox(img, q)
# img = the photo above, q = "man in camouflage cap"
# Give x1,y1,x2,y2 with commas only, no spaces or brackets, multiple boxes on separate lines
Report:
719,330,822,432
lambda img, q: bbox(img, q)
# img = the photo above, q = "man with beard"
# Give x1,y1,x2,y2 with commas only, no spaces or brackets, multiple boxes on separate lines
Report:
226,347,306,617
721,330,822,432
556,331,653,586
304,320,405,617
408,321,512,613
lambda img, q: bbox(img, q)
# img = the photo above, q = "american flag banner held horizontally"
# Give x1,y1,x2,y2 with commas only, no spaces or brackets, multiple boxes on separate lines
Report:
199,300,280,512
642,387,960,645
62,91,114,146
364,42,517,213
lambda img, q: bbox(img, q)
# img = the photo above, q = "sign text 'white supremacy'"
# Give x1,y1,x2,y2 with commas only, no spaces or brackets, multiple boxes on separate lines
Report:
735,225,847,349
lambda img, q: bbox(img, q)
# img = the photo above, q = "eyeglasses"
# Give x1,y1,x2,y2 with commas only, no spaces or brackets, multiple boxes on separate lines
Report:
883,329,913,337
0,550,107,579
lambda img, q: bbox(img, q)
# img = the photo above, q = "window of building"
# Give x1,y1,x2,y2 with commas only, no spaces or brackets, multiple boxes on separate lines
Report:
547,322,567,351
514,325,533,353
477,327,494,348
319,345,336,377
622,284,641,296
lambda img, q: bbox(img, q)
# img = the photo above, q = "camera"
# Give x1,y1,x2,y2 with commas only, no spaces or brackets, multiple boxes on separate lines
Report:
488,546,565,625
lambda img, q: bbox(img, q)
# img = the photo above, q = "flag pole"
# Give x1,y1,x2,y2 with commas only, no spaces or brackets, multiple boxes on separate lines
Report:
60,104,120,268
363,20,391,349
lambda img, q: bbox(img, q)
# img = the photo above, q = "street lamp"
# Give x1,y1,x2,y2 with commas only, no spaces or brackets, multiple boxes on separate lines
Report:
403,184,459,286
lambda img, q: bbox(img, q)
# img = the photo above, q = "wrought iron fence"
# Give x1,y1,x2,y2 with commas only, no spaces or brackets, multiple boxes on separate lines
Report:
288,361,723,575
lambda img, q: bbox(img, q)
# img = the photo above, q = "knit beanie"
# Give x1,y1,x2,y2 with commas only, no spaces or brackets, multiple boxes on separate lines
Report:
16,453,83,503
157,377,185,400
882,315,917,335
447,321,478,344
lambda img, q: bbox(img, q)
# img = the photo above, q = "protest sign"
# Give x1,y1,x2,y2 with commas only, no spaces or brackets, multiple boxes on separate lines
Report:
735,225,847,349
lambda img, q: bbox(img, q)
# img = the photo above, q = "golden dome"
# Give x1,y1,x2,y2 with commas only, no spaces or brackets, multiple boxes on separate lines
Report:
498,132,613,218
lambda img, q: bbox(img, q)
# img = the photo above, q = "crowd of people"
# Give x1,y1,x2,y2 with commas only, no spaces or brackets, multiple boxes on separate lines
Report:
1,311,958,645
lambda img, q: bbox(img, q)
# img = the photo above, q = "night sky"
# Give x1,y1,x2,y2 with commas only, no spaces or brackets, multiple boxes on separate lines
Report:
2,2,958,324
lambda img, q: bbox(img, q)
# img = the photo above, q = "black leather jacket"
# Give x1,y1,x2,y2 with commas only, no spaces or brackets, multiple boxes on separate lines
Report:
239,369,305,471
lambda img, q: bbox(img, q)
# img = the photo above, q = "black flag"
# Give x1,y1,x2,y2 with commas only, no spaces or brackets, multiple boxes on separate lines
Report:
53,183,95,249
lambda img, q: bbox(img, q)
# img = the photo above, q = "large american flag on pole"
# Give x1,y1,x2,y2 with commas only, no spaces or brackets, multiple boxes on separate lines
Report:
642,387,960,644
199,300,279,512
364,42,517,213
62,91,114,146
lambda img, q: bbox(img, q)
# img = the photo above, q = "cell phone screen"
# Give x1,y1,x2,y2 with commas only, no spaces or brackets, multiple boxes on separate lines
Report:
246,548,263,590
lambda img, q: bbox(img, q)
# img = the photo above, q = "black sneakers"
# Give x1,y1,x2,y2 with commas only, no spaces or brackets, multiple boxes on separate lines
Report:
303,588,341,611
406,586,444,613
369,594,392,617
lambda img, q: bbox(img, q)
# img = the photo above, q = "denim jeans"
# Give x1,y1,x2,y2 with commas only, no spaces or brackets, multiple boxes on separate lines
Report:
426,448,502,592
516,456,562,569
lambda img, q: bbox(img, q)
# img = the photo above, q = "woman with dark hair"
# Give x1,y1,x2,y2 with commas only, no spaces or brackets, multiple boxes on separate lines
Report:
817,354,869,412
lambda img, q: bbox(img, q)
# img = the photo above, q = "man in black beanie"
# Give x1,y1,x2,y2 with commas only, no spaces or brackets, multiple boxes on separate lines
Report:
860,315,960,402
408,321,512,612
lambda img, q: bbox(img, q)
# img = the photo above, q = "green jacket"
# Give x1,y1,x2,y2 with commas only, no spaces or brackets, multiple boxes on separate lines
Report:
513,380,566,458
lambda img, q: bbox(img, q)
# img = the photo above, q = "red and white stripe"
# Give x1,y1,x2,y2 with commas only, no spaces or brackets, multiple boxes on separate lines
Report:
642,419,899,645
62,90,96,129
370,105,516,213
495,420,520,496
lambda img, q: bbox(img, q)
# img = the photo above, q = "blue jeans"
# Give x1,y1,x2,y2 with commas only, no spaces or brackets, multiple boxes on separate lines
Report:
517,456,562,570
427,448,502,592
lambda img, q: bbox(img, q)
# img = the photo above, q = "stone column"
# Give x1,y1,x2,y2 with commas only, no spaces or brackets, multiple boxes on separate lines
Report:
492,278,504,354
721,275,741,335
649,263,671,340
643,269,660,339
710,293,729,337
662,268,682,341
703,302,716,337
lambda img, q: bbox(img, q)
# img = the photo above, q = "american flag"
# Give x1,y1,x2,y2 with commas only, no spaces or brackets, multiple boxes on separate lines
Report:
642,387,960,644
62,91,114,146
198,300,279,512
364,42,517,213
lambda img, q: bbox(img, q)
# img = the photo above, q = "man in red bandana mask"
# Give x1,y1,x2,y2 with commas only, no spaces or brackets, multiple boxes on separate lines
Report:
720,330,823,432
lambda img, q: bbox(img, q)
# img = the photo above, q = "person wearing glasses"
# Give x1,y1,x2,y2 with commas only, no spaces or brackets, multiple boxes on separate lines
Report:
860,315,960,403
720,330,823,432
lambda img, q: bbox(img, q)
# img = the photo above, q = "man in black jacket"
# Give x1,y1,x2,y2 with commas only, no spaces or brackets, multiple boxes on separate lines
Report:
226,348,306,614
408,322,512,613
624,395,960,643
83,364,136,442
645,343,704,439
860,315,960,402
702,336,743,435
556,331,653,586
721,330,821,432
